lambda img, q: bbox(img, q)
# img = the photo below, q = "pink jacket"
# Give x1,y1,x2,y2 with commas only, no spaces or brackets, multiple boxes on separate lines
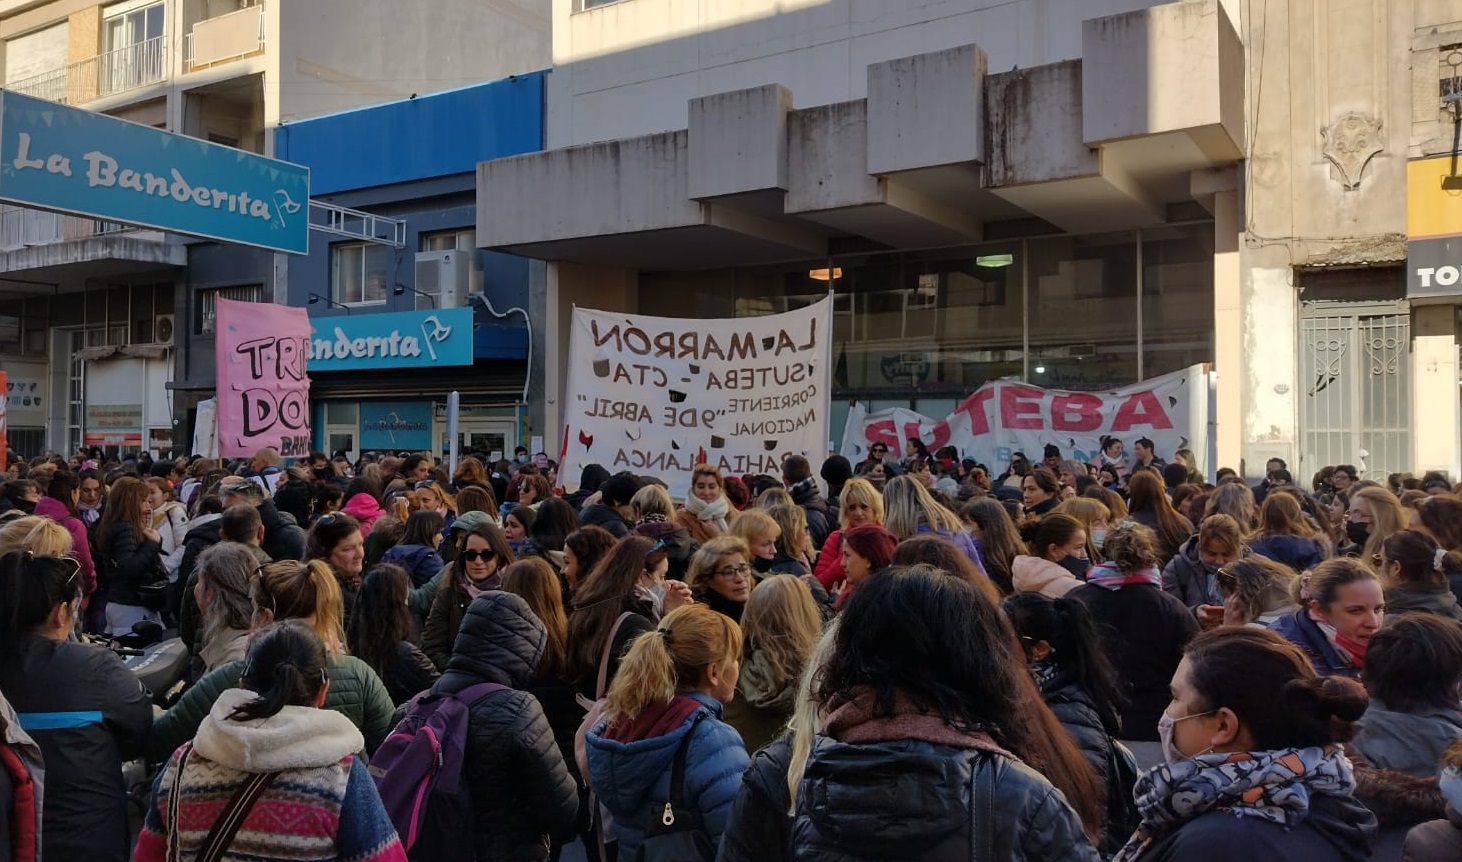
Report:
34,496,97,599
341,493,384,537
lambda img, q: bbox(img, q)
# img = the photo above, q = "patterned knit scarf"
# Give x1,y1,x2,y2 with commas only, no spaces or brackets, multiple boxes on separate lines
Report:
1085,562,1163,591
1111,745,1355,862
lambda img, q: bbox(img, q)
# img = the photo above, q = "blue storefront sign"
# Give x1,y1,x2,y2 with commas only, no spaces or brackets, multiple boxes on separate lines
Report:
307,307,474,371
359,400,434,451
0,91,309,254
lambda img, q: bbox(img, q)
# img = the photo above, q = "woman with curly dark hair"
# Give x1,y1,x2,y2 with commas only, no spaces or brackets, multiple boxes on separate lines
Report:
347,564,439,705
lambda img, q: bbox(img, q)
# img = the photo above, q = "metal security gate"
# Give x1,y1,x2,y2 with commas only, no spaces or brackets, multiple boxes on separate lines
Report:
1300,300,1411,481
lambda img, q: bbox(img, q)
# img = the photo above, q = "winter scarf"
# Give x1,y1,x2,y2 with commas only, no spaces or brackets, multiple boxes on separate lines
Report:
683,492,731,534
1314,615,1367,669
1112,745,1355,862
822,687,1014,758
1086,562,1163,591
456,565,500,601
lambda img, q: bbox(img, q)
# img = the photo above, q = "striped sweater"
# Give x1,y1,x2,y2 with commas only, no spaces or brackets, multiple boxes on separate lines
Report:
134,688,405,862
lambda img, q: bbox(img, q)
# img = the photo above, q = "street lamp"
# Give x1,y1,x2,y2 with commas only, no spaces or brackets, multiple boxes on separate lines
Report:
393,283,436,308
307,292,352,314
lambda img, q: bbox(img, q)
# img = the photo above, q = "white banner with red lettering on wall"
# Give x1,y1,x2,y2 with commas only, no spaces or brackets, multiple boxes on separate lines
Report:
840,365,1213,473
559,299,834,499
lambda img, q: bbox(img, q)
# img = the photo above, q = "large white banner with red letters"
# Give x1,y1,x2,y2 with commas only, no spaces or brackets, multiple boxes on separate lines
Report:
840,365,1211,472
560,299,833,499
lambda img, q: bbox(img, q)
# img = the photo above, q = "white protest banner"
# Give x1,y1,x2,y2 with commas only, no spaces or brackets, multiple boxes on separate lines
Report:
840,365,1212,472
560,298,833,499
214,298,312,459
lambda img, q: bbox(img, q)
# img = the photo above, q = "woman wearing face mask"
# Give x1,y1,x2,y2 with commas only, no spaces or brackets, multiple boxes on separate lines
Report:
1342,486,1406,560
1270,558,1383,680
0,551,152,862
422,521,515,671
1004,592,1136,855
1113,627,1375,862
1069,523,1199,742
1054,497,1111,563
732,509,799,576
1013,513,1091,598
1162,514,1247,627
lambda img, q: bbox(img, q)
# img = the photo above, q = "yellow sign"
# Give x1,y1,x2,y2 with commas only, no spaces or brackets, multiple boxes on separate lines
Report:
1408,156,1462,240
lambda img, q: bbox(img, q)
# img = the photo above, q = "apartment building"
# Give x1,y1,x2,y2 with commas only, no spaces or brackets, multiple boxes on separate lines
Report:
0,0,549,458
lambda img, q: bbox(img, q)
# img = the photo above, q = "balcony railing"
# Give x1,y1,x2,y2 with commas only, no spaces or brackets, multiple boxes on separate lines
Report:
5,35,168,105
0,207,161,253
185,3,265,70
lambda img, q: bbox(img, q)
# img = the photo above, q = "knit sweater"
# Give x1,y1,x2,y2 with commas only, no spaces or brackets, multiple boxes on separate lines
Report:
135,688,406,862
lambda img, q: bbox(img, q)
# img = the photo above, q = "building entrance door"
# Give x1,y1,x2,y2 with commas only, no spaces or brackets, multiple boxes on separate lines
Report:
449,418,517,463
1299,300,1411,480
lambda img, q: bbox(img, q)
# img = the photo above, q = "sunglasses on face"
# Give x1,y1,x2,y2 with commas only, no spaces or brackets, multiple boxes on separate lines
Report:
460,550,495,563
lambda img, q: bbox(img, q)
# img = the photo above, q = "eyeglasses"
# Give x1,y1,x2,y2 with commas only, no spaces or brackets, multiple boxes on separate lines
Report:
460,550,494,563
870,447,887,455
714,563,752,580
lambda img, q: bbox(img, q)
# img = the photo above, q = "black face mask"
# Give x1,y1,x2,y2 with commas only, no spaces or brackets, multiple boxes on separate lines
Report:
1058,555,1090,579
1345,521,1370,547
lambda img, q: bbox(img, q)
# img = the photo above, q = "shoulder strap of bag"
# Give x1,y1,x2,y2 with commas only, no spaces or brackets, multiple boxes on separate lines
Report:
668,712,704,813
193,768,281,862
596,612,636,699
971,755,995,862
166,745,190,862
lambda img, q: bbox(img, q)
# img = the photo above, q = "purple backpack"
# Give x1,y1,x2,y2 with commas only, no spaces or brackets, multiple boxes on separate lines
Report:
368,682,507,860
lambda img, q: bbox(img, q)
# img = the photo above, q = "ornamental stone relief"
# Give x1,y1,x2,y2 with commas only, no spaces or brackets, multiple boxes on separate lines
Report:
1321,113,1384,191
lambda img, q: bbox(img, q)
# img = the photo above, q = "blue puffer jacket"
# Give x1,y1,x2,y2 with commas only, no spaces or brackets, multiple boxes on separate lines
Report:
586,692,748,859
1247,534,1325,573
1270,609,1359,680
380,543,444,588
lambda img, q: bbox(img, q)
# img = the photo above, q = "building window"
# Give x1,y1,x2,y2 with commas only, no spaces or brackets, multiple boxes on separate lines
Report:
576,0,624,10
421,228,475,252
197,284,264,334
332,242,391,306
102,0,166,94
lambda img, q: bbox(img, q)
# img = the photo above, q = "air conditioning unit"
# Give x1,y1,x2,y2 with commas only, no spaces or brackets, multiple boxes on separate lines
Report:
155,314,175,344
414,251,479,310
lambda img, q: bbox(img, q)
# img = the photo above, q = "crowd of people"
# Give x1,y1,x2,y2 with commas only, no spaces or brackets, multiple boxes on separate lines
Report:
0,439,1460,860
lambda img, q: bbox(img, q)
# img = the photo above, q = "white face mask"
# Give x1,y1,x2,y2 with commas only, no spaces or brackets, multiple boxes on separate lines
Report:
1157,708,1216,765
1091,528,1108,550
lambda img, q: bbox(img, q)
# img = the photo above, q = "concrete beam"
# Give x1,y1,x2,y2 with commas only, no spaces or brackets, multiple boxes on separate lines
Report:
866,43,986,176
688,84,792,200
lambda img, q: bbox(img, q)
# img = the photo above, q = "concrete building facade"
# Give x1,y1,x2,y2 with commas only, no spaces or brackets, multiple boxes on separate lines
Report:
477,0,1462,483
0,0,550,459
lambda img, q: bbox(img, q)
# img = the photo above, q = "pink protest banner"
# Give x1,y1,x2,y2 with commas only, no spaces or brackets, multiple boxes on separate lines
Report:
214,298,312,458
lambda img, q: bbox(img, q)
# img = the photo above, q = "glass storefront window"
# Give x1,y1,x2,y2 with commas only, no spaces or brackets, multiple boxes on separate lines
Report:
636,223,1215,404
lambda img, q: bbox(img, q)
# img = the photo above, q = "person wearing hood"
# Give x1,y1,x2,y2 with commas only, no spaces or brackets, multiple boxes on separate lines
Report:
820,454,852,512
340,478,386,538
423,520,515,671
431,591,579,860
1013,513,1092,598
722,575,822,755
134,621,407,862
630,484,699,581
1069,523,1198,742
582,603,750,860
34,469,98,606
578,471,638,539
1378,530,1462,622
1247,492,1327,574
1162,515,1246,626
566,463,611,512
1350,614,1462,778
677,464,735,545
1111,627,1376,862
782,456,832,550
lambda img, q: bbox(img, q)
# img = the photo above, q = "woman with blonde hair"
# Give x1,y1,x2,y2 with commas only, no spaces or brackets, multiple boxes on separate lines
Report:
722,574,822,755
0,514,72,557
1205,481,1257,531
812,477,883,591
1214,556,1299,628
765,504,814,575
1054,496,1112,562
149,558,395,760
1346,485,1407,562
733,508,800,576
631,482,699,580
677,463,734,544
583,604,750,859
882,475,986,575
686,535,757,623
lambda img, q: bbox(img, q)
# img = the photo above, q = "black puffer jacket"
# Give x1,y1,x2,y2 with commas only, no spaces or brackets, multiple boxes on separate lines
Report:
381,640,440,706
727,735,1099,862
1043,679,1127,854
257,499,306,562
98,521,164,605
433,591,579,861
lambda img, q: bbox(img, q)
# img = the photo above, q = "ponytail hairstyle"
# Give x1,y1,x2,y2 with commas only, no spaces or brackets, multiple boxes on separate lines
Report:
0,516,73,558
252,559,346,653
1182,626,1368,749
601,603,742,724
1381,529,1462,587
1002,592,1125,735
231,619,329,722
0,551,81,654
1292,557,1379,612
